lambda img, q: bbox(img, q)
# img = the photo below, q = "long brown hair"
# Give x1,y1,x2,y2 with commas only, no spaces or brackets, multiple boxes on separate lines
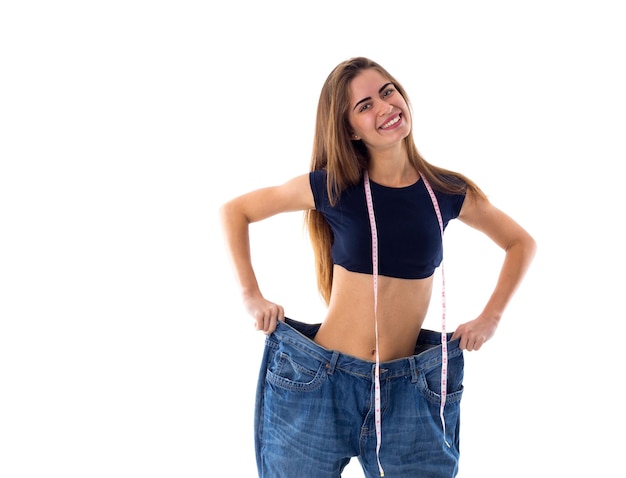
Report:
305,57,484,305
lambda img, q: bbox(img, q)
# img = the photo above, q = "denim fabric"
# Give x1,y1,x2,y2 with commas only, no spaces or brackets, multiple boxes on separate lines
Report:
255,318,464,477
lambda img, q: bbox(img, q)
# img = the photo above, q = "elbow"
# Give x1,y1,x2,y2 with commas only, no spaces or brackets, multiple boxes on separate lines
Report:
219,198,250,228
218,201,230,227
517,232,538,265
219,200,238,228
218,200,231,220
525,232,538,259
505,231,537,264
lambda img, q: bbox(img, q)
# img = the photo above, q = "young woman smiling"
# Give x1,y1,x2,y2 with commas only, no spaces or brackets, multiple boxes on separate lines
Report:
220,56,536,477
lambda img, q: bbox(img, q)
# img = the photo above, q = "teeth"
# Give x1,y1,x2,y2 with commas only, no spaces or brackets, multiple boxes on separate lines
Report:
381,116,400,129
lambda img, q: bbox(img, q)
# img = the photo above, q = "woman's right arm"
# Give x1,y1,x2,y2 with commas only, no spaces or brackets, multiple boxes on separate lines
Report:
218,173,315,334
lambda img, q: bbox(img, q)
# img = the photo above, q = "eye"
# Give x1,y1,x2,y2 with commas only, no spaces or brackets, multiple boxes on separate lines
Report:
358,103,372,113
382,87,395,98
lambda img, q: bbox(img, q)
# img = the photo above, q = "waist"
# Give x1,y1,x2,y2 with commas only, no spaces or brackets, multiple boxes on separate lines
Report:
268,318,461,377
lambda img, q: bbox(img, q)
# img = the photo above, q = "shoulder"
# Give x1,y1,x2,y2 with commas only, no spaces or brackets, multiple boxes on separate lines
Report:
430,176,466,219
309,170,328,208
309,169,327,186
457,188,496,228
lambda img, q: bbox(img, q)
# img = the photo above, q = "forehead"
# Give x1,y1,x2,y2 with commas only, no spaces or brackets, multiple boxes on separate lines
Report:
349,69,390,98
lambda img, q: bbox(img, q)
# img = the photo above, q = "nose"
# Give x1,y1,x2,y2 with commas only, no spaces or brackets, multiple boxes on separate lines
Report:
378,102,393,116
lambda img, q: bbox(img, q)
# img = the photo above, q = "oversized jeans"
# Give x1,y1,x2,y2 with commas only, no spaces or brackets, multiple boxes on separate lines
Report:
255,318,464,477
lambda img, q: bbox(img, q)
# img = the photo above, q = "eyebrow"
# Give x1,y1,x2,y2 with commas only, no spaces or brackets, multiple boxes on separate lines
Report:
353,82,394,111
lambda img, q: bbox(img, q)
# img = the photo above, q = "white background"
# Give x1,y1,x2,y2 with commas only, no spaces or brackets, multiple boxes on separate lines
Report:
1,1,624,476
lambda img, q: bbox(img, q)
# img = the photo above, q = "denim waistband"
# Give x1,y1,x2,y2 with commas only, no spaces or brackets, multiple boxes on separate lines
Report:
268,317,462,379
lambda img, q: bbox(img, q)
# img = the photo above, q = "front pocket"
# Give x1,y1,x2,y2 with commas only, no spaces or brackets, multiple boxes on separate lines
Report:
266,351,327,392
417,355,465,405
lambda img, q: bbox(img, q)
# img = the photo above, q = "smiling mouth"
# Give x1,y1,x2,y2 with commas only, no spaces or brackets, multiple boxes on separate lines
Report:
380,114,401,130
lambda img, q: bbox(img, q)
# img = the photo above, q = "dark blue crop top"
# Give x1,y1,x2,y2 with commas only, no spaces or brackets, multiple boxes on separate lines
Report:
309,170,466,279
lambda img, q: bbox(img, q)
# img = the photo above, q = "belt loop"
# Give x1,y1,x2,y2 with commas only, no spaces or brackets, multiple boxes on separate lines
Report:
409,356,418,383
326,351,339,375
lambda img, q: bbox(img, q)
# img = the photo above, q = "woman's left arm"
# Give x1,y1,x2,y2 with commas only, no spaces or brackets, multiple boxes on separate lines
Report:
451,189,537,351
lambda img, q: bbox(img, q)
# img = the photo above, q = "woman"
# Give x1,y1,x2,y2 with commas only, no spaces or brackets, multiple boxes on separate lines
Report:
220,57,536,477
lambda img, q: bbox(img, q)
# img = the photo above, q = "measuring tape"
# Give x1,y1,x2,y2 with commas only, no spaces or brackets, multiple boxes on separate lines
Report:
420,173,451,448
363,171,385,476
363,170,450,476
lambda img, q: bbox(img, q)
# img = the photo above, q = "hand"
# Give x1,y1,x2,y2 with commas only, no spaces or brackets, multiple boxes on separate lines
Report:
243,294,285,335
451,316,498,351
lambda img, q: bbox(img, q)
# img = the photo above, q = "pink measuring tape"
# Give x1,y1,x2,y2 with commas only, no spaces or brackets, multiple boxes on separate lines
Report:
364,170,450,477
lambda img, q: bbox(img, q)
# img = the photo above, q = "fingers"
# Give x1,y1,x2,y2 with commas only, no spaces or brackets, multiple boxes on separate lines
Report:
253,303,284,335
452,322,492,351
458,334,485,352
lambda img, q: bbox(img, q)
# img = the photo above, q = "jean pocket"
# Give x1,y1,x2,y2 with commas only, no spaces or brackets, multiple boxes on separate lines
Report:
417,355,465,405
266,350,327,392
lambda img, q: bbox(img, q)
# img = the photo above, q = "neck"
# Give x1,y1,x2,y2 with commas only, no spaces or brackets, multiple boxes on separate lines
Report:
367,149,417,188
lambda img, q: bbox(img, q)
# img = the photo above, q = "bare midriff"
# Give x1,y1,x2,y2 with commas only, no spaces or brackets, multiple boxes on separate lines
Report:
313,265,434,362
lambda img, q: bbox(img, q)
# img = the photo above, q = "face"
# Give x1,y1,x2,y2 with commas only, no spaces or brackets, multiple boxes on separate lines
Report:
347,68,411,149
